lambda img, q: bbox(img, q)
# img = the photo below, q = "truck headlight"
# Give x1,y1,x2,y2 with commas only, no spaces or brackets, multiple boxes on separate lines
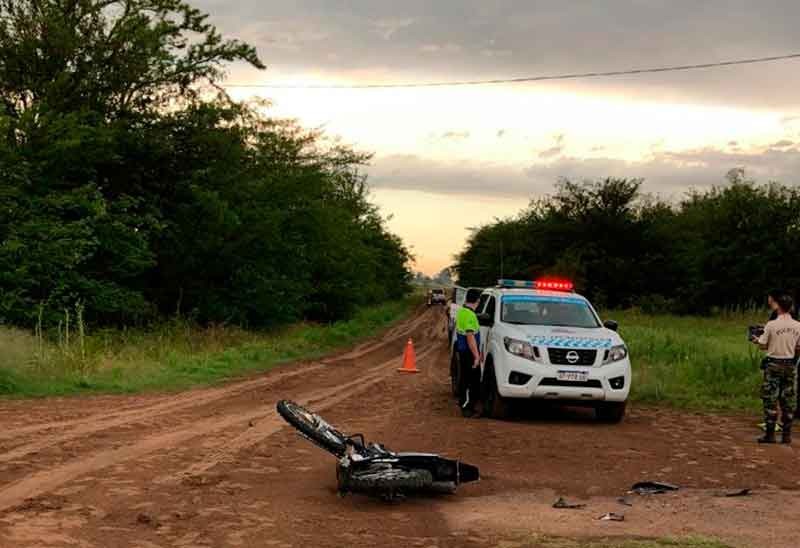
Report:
504,337,538,361
603,344,628,365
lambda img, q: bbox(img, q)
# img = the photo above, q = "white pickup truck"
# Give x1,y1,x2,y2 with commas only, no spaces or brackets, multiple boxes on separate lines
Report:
451,279,631,422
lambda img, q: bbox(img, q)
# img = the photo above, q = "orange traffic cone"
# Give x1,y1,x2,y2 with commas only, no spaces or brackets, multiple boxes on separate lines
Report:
398,338,419,373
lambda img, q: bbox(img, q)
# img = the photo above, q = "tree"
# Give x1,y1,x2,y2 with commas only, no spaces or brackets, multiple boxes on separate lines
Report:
0,0,263,121
455,173,800,313
0,0,411,327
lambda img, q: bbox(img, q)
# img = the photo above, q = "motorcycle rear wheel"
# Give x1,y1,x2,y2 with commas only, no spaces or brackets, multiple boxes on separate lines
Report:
341,467,434,495
277,400,348,457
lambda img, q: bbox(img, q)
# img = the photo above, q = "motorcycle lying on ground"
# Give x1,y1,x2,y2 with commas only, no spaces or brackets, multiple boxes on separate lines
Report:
277,400,480,500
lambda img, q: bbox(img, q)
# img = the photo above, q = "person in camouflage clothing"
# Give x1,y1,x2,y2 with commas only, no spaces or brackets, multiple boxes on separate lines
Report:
752,291,800,444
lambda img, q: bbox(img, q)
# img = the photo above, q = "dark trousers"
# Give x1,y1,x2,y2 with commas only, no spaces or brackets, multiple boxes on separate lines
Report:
458,350,482,411
762,363,797,427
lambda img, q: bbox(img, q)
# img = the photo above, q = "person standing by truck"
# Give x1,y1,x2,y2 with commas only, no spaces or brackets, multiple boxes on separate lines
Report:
456,288,483,417
752,290,800,444
447,287,466,344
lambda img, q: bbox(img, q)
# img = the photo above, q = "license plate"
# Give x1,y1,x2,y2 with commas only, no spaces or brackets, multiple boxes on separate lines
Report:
557,370,589,383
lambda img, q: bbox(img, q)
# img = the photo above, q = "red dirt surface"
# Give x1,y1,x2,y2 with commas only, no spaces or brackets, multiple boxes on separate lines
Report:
1,307,798,547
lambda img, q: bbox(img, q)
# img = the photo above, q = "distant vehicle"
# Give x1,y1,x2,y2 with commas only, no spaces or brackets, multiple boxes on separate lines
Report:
427,288,446,306
450,279,631,423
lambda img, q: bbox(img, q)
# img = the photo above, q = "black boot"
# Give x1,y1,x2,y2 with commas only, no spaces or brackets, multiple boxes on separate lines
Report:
759,423,777,444
782,423,792,445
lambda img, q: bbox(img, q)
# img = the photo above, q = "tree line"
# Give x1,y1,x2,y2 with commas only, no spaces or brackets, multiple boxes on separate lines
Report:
455,170,800,313
0,0,411,328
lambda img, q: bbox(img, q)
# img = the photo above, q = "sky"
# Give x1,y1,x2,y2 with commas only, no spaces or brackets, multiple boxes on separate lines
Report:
196,1,800,274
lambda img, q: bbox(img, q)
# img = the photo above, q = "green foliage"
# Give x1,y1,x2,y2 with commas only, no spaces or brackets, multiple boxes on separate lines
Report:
455,171,800,312
0,297,415,397
0,0,411,328
613,309,764,411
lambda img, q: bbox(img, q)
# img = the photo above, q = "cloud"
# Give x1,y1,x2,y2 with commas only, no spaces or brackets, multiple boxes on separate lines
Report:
368,146,800,200
480,48,513,58
440,130,470,139
372,18,415,40
197,0,800,109
368,154,545,198
538,134,566,159
420,43,462,54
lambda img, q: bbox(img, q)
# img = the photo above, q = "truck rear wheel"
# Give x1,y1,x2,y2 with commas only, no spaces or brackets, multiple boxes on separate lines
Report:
450,351,462,398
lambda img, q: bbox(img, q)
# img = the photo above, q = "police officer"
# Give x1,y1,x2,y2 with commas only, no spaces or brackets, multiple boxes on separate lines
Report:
752,291,800,444
767,291,800,417
455,288,483,417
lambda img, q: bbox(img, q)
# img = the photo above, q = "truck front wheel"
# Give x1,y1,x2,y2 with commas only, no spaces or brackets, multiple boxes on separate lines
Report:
483,365,509,420
596,401,627,423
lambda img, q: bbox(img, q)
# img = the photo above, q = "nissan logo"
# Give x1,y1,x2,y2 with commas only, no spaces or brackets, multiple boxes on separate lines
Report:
566,351,580,364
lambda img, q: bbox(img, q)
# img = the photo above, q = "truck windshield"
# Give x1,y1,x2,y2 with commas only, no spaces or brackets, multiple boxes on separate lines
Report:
501,296,599,328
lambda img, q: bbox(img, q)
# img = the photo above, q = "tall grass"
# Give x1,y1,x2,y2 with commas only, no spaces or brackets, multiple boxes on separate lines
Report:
613,309,766,412
0,298,416,398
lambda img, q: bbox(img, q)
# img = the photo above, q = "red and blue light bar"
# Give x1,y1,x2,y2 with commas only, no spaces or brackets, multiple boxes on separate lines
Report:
497,279,575,292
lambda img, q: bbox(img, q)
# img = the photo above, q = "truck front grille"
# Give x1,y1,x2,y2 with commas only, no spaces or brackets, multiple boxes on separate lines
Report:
547,348,597,366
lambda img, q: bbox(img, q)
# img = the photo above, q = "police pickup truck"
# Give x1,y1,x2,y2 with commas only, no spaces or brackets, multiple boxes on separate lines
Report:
450,279,631,422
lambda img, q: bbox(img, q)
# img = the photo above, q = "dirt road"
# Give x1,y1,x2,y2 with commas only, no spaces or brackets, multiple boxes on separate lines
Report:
1,307,798,548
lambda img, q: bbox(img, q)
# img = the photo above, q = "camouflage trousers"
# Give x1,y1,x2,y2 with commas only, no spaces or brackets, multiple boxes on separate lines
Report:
762,364,797,427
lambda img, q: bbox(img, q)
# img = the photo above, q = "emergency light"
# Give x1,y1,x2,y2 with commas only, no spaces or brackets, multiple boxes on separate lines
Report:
497,279,575,292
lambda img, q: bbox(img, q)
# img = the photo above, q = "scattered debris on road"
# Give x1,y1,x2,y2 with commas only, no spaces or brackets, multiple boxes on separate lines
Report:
598,512,625,521
631,481,680,495
553,497,586,509
722,488,753,497
617,496,634,507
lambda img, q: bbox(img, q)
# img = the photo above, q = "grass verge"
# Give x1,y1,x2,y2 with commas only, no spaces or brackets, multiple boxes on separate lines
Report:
612,310,765,412
0,297,416,398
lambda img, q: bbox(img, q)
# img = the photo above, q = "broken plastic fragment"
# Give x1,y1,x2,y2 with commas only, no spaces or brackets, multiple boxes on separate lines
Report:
553,497,586,509
598,512,625,521
723,488,752,497
631,481,679,495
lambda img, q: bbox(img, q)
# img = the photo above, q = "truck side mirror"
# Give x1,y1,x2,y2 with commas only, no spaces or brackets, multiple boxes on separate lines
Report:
604,320,619,332
478,313,494,327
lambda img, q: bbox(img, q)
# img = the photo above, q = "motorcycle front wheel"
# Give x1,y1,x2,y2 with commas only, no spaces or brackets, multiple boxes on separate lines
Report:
277,400,348,458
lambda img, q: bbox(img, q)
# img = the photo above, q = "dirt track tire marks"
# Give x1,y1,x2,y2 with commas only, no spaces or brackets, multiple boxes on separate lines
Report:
0,310,435,513
0,365,327,465
159,346,438,483
0,308,430,461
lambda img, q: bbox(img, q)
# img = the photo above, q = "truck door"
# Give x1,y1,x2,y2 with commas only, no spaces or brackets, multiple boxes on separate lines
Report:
480,296,497,359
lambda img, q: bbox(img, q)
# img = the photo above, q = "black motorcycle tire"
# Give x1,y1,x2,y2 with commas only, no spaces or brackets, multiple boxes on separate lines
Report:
343,468,434,494
277,400,348,457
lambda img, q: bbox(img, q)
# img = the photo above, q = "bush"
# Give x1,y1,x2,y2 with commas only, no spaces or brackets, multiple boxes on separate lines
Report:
0,1,411,329
455,172,800,313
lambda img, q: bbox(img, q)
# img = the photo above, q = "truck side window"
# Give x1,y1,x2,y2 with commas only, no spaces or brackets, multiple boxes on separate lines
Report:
476,294,490,314
485,297,496,319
